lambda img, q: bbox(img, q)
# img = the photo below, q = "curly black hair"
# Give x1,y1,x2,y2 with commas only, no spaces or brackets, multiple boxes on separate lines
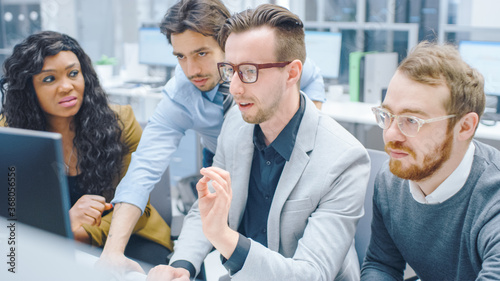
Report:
0,31,126,201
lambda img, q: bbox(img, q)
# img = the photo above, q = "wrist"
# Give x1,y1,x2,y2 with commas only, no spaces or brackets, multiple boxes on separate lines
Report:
211,228,239,260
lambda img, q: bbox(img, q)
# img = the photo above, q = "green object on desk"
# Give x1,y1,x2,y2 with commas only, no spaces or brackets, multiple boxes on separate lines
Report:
349,51,376,102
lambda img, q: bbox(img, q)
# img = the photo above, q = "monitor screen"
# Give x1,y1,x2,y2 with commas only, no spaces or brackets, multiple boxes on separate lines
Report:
0,127,73,238
459,40,500,96
305,31,342,79
138,26,178,67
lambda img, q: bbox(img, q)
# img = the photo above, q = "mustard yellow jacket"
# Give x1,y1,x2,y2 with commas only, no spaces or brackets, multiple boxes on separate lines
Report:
1,104,173,250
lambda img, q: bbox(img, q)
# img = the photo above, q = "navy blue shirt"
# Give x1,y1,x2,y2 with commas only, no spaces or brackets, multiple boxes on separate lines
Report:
173,95,306,277
223,94,306,274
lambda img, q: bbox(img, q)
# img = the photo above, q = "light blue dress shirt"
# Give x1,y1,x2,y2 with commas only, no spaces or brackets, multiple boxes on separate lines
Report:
112,58,325,211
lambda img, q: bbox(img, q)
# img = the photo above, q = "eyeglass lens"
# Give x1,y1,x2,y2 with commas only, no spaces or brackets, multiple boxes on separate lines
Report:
219,64,258,83
376,109,419,137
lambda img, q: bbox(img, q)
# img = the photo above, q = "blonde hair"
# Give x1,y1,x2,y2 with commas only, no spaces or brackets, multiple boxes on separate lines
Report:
398,41,485,130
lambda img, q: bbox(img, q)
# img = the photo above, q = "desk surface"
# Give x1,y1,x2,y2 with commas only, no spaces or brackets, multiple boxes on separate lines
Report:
322,99,500,141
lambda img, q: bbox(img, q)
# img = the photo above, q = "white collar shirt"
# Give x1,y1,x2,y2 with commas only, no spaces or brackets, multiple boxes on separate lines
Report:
409,142,475,204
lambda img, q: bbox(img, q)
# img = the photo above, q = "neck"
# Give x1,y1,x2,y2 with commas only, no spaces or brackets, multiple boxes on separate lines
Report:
46,115,78,175
260,91,300,146
46,115,75,135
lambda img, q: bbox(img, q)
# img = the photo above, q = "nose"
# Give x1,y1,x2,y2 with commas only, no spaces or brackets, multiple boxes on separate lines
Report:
57,77,73,94
383,117,406,144
229,71,244,97
186,59,201,77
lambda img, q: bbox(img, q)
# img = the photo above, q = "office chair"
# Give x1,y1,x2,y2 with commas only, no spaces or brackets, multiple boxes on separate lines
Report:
174,173,203,216
354,149,389,266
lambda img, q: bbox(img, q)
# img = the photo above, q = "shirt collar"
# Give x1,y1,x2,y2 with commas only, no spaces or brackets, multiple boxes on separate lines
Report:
409,142,476,204
253,94,306,161
202,83,221,102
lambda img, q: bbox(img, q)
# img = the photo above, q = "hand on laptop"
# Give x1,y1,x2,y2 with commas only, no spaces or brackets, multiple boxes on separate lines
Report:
69,194,113,232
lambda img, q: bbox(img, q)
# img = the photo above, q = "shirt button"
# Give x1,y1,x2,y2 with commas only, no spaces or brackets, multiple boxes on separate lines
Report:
262,229,267,233
265,196,270,200
266,160,271,165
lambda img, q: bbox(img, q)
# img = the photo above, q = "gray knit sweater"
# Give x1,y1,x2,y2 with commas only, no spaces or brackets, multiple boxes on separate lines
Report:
361,140,500,281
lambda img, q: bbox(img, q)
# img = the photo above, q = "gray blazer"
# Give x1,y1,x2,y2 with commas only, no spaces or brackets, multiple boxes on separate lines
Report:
170,94,370,281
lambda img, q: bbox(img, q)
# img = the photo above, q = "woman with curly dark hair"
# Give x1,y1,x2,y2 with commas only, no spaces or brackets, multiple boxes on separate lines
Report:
0,31,172,264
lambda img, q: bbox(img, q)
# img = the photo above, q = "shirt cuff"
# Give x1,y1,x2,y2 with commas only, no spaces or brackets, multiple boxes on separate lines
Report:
170,260,196,279
221,234,250,275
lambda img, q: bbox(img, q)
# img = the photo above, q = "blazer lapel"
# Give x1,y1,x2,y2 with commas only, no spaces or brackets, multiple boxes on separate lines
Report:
228,122,255,230
267,96,319,251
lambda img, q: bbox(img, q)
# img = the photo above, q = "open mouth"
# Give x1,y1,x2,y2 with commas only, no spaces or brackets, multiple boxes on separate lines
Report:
238,102,253,109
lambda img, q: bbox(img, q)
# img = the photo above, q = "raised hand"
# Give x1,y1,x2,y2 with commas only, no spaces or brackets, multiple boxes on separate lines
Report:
196,167,239,259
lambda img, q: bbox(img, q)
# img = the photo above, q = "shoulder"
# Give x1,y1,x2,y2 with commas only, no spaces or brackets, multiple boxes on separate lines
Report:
473,140,500,171
470,141,500,202
312,103,366,157
299,98,370,174
109,104,135,126
108,104,142,143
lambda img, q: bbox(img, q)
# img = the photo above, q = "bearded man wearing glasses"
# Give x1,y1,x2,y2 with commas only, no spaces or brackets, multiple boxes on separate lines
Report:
147,4,370,281
361,41,500,280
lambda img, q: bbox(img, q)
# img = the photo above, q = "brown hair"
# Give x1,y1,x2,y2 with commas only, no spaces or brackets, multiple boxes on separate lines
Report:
398,41,485,130
160,0,230,44
218,4,306,64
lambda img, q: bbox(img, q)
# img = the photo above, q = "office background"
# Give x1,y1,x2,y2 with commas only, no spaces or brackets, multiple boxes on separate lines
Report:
2,0,500,78
1,0,500,179
1,2,500,279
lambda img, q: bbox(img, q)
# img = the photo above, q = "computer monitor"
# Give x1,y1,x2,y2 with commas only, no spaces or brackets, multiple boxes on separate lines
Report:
304,31,342,79
138,26,178,67
0,127,73,238
459,40,500,97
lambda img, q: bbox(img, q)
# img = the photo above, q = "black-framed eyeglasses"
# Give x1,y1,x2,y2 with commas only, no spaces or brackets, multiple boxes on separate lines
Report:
371,106,456,137
217,61,291,84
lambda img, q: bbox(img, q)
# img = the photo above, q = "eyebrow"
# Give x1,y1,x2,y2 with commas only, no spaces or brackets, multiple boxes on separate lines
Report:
39,62,80,73
381,104,429,117
173,47,210,57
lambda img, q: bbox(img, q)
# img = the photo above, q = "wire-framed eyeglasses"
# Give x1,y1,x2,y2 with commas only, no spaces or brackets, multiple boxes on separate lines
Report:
217,61,291,84
371,106,456,137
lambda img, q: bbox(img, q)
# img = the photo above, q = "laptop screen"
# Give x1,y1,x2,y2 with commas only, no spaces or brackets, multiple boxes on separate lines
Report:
0,127,73,239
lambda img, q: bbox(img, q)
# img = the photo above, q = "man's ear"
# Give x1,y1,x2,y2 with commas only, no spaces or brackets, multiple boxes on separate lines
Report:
456,112,479,141
286,59,302,87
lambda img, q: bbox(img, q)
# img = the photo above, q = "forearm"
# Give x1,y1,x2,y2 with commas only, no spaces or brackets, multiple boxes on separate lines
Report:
102,202,141,254
208,227,239,260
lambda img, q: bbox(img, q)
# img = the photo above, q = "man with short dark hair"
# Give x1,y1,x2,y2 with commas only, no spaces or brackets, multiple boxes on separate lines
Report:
99,0,327,275
147,4,369,281
361,41,500,280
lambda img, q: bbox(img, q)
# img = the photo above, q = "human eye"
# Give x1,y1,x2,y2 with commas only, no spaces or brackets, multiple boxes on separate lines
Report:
240,65,257,75
42,75,55,83
69,70,79,77
198,52,207,57
402,116,419,125
220,64,233,80
175,54,185,60
246,68,257,75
